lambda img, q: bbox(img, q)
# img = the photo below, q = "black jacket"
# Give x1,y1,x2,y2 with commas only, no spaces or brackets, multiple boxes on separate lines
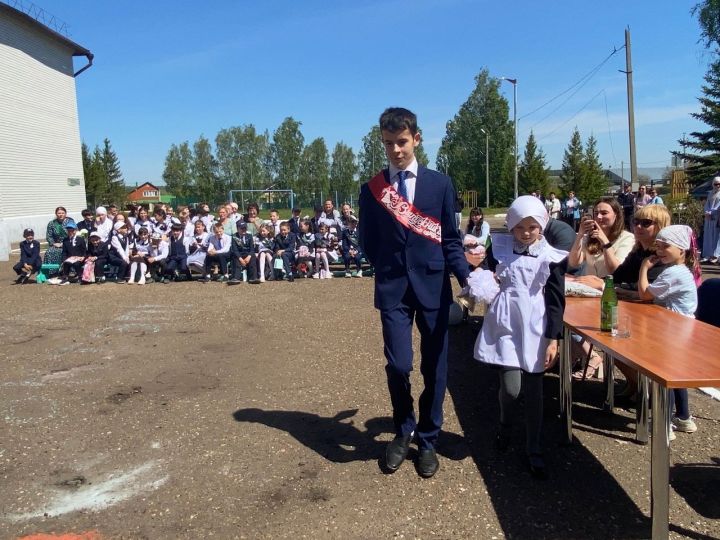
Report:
61,236,87,259
20,240,42,267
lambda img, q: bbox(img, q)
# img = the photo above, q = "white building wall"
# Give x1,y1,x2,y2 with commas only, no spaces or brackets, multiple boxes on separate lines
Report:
0,11,86,260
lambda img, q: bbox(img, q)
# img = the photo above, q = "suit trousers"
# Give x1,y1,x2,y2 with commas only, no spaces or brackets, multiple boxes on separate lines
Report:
380,285,449,449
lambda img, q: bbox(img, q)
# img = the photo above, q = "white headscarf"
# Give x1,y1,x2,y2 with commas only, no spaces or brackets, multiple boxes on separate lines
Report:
96,206,107,215
656,224,692,251
710,176,720,202
506,195,549,231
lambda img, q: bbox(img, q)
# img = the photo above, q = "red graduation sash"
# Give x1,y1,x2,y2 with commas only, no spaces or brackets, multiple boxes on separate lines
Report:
368,171,441,244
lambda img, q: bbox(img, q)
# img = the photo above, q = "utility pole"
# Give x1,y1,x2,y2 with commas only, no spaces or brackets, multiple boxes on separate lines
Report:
501,77,519,200
623,28,638,191
480,128,490,207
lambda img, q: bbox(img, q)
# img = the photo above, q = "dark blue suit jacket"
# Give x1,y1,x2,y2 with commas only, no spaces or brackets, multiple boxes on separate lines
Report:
358,166,468,310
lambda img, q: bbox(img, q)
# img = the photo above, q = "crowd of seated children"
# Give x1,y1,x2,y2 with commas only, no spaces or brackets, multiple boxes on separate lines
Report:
15,201,370,285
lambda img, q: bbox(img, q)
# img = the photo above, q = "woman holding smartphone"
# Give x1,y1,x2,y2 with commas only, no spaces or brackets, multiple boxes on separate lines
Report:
567,198,635,379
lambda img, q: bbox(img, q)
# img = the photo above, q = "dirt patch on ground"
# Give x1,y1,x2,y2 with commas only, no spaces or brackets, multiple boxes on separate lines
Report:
1,258,719,539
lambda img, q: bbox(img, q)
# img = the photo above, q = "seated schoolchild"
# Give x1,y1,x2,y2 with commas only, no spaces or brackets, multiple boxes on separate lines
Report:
186,220,209,274
228,222,259,284
76,209,96,237
165,223,192,281
13,228,42,284
341,215,364,277
129,227,152,285
313,222,332,279
201,223,231,282
147,232,169,283
109,221,131,282
85,231,109,283
255,223,275,283
151,207,169,237
273,221,297,282
295,219,315,278
59,222,87,285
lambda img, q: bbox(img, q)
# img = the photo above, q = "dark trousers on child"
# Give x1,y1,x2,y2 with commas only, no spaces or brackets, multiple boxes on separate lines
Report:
232,253,258,281
13,260,41,275
108,253,128,280
204,253,229,276
165,256,190,278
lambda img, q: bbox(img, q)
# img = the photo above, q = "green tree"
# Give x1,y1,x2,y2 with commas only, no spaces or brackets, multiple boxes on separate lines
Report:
415,129,430,167
357,125,385,183
99,138,126,205
330,142,357,200
271,117,304,190
437,69,515,205
673,59,720,184
162,142,194,199
692,0,720,51
579,134,607,202
298,137,330,199
192,135,221,203
82,142,102,208
560,128,584,195
215,125,272,197
518,131,550,196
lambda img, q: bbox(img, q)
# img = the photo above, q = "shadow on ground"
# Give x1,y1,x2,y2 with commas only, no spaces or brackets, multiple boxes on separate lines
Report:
446,316,652,539
232,408,469,465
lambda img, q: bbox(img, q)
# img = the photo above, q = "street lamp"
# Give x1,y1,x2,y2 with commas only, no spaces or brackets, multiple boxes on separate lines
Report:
480,128,489,208
501,77,518,200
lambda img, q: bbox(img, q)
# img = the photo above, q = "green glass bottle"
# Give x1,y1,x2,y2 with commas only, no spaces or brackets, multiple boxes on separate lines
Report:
600,275,618,333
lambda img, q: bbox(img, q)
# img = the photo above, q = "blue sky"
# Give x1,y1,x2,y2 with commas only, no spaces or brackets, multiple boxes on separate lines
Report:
35,0,710,184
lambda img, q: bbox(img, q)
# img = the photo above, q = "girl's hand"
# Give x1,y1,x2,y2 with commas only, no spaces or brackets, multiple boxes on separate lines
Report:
544,340,559,370
465,251,486,267
54,242,62,248
642,255,659,268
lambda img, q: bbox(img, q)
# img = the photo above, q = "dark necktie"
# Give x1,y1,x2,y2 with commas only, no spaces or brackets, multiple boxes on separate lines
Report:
397,170,408,200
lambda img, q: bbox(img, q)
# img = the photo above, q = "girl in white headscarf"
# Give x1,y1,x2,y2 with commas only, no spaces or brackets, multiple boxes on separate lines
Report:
638,224,700,438
473,196,568,479
702,177,720,262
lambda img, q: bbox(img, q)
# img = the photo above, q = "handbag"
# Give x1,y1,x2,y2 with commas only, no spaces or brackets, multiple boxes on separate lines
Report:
273,257,284,270
81,259,95,283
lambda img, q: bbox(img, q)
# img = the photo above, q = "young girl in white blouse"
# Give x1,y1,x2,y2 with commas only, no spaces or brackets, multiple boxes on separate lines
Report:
639,224,701,439
129,226,151,285
472,196,568,479
255,223,275,283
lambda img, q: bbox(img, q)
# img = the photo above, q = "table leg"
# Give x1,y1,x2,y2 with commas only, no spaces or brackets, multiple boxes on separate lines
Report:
603,352,615,411
651,382,670,540
636,374,650,444
560,326,573,444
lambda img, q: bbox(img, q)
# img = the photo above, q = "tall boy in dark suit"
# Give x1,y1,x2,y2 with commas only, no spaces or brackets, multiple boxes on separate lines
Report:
358,107,468,478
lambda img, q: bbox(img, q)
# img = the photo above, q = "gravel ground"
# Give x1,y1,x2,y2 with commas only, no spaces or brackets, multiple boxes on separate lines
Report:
0,255,719,540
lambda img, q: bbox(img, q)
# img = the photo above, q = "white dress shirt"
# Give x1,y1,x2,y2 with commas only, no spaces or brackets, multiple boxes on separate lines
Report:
388,158,419,205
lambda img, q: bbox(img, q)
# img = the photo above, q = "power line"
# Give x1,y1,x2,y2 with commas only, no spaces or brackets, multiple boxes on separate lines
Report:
539,89,605,140
521,45,624,127
603,91,617,166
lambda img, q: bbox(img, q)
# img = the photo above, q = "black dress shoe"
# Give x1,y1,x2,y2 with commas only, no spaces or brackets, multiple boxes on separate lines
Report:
385,433,413,471
417,447,439,478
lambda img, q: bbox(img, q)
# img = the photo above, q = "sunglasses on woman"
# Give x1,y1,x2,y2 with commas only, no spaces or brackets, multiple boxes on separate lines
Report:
633,218,655,228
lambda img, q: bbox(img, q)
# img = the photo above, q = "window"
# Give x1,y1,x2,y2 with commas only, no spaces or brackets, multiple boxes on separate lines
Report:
143,190,158,197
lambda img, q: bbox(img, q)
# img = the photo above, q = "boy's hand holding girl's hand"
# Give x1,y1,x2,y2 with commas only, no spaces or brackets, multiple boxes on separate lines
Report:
544,340,559,370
